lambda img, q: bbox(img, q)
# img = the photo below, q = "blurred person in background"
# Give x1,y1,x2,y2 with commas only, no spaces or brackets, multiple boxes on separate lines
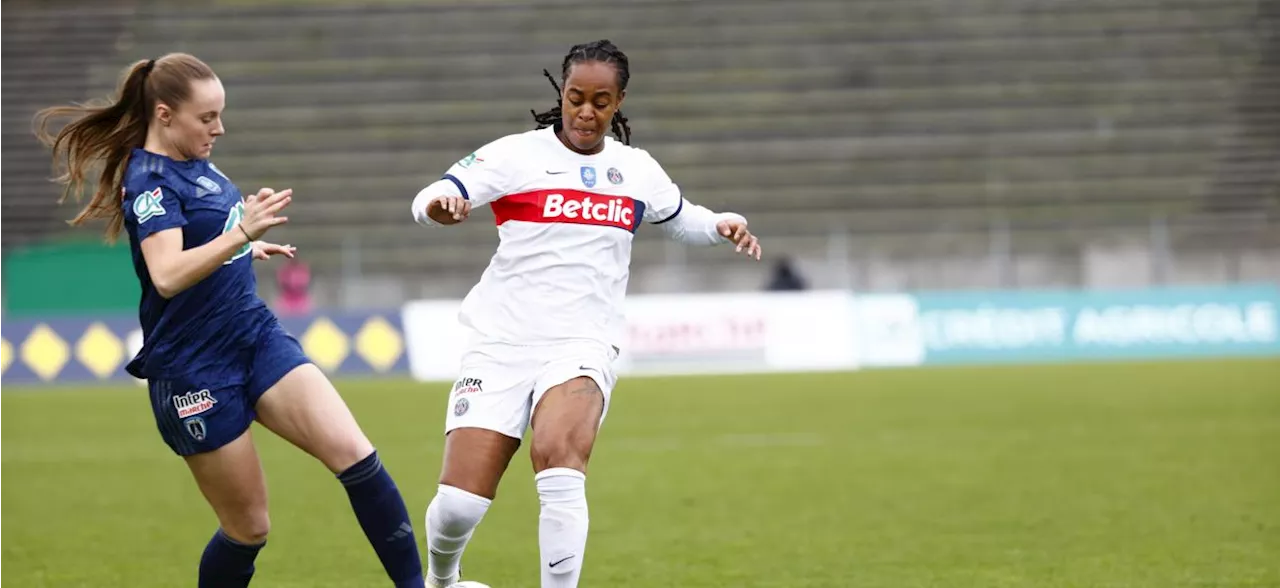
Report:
765,256,808,291
274,257,314,316
33,52,424,588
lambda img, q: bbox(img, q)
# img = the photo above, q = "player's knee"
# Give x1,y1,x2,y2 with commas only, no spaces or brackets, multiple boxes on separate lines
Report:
428,485,491,538
223,511,271,545
324,433,376,474
530,432,591,472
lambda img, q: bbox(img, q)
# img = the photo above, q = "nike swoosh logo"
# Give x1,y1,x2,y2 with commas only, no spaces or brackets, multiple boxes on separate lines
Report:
549,555,575,568
546,170,568,175
579,365,597,372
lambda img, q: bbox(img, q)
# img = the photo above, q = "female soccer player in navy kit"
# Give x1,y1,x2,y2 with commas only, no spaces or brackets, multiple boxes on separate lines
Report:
34,53,425,588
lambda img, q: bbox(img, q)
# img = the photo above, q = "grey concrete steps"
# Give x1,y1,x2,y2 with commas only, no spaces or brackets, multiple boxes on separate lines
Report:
10,173,1259,231
3,0,1269,276
150,77,1235,136
129,6,1253,64
172,0,1252,39
223,175,1221,240
273,198,1209,275
202,107,1237,156
111,30,1259,88
198,102,1236,172
56,54,1246,110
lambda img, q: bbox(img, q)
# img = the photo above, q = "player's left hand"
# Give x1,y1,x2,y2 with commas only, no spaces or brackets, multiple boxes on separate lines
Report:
252,241,296,261
717,218,762,260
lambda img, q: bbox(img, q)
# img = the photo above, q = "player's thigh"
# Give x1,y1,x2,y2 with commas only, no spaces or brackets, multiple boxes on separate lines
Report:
254,363,373,473
437,344,537,498
183,428,270,544
247,321,372,473
529,377,605,473
150,373,269,543
529,344,617,473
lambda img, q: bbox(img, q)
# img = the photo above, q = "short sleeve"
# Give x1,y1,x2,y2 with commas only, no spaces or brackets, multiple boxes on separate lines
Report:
440,134,521,207
123,172,187,241
638,150,684,224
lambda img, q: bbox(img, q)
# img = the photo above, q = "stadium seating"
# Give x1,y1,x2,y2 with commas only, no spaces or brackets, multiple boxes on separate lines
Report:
2,0,1274,299
1,3,136,241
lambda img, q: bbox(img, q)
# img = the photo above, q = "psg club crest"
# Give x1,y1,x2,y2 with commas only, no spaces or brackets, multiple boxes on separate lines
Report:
607,167,623,185
580,166,597,188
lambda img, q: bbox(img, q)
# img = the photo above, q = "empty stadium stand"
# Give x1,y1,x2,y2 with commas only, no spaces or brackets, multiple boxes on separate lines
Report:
3,0,1275,304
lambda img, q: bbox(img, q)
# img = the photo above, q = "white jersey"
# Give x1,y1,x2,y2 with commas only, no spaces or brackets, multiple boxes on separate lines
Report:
426,127,689,348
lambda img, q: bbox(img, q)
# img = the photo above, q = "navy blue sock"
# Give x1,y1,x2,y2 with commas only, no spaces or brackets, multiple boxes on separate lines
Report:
198,529,264,588
338,450,425,588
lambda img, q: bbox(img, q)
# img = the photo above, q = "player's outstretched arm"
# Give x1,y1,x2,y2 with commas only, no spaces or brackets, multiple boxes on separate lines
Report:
140,188,291,298
655,199,762,260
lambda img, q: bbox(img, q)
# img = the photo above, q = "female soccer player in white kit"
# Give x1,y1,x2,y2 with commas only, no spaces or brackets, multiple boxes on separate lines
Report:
410,40,762,588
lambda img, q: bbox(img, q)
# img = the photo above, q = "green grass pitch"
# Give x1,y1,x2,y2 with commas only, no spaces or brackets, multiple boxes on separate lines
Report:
3,359,1278,587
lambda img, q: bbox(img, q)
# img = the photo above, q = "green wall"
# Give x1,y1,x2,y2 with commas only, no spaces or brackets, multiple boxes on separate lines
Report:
4,240,139,316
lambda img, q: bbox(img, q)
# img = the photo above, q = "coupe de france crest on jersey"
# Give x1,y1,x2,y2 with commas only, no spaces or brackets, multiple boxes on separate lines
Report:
581,166,597,188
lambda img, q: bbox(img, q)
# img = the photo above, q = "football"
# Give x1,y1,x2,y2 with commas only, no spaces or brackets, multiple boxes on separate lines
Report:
449,582,492,588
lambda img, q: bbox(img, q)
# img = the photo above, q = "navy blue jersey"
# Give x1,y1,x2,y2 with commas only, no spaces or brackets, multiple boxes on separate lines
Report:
122,148,273,379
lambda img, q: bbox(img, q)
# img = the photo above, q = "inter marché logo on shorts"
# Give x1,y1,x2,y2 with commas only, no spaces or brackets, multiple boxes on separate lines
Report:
172,389,217,418
453,377,483,395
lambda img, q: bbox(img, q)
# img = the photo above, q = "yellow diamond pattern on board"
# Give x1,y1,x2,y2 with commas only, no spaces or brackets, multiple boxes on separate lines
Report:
21,324,70,382
1,338,13,374
354,316,404,372
300,318,350,372
76,323,125,379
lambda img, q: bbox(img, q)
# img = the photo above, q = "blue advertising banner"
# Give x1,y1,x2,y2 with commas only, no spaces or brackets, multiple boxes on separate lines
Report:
1,311,409,386
856,284,1280,366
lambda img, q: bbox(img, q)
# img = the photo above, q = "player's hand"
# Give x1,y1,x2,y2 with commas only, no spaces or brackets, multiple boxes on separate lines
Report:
241,187,292,240
427,195,471,225
717,218,762,260
252,241,296,261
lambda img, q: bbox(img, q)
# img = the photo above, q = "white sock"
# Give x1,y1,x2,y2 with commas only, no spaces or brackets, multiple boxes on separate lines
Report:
425,484,491,585
536,467,589,588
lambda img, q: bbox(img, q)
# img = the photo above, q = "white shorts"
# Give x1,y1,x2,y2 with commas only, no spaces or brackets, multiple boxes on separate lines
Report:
443,336,619,440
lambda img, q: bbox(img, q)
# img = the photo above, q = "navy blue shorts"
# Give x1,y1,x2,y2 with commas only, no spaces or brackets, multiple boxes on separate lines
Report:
148,320,311,456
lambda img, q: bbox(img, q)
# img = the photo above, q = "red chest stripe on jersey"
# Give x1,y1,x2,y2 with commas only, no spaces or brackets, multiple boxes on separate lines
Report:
491,189,645,233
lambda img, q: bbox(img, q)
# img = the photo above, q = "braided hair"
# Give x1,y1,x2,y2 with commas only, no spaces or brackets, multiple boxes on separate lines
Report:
531,39,632,145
